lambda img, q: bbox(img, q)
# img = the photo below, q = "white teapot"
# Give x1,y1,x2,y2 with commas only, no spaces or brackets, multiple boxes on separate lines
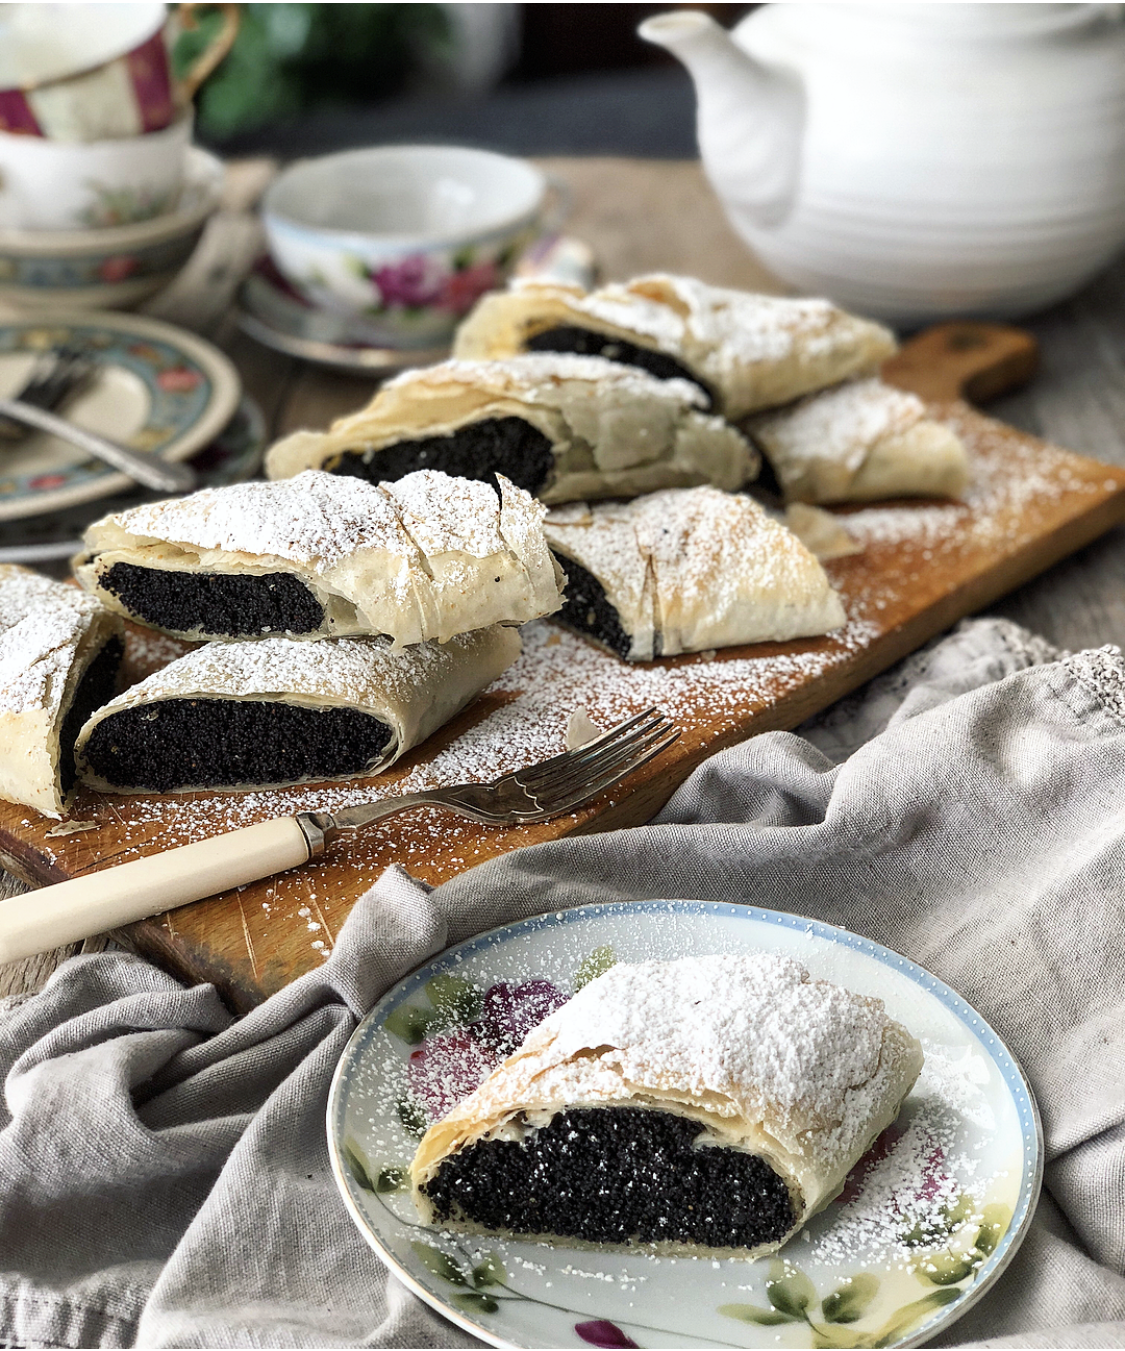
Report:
641,5,1125,323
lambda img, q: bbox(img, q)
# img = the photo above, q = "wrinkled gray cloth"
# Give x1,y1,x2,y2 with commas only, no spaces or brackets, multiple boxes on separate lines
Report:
3,617,1125,1350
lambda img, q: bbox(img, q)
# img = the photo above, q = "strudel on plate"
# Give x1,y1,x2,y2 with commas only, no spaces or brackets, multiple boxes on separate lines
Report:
410,953,923,1258
74,469,562,646
543,486,846,660
452,274,897,418
263,355,758,505
747,378,970,504
0,565,123,816
75,625,518,794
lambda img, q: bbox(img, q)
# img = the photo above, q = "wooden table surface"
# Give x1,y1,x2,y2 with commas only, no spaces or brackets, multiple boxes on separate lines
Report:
4,156,1125,1002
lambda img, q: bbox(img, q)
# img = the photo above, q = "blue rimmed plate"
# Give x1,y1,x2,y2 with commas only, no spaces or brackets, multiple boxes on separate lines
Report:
328,902,1042,1350
0,310,241,521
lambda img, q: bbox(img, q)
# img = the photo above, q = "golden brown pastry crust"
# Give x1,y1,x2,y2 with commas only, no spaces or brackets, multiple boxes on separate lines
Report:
74,626,520,794
74,470,562,646
545,487,846,660
263,354,758,505
453,274,898,419
748,378,970,504
0,564,123,817
410,953,924,1259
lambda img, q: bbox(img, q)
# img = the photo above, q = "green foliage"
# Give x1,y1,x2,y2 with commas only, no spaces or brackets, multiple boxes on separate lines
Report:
821,1273,879,1324
176,4,453,139
868,1288,961,1347
471,1253,506,1289
341,1140,375,1192
395,1094,428,1138
375,1165,408,1194
411,1242,467,1286
766,1262,816,1319
384,1004,435,1045
717,1303,792,1326
574,945,617,991
425,974,484,1026
453,1291,500,1315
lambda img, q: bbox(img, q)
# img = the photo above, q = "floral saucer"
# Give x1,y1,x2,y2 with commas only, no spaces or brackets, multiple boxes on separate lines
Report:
327,901,1042,1350
0,393,265,564
0,310,240,521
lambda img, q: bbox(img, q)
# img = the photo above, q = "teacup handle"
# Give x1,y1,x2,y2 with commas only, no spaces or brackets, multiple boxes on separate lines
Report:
172,2,242,100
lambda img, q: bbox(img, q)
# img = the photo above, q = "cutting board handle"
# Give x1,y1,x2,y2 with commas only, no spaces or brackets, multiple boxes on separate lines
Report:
882,321,1039,404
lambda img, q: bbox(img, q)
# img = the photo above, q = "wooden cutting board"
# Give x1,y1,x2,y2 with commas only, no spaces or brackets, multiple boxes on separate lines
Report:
2,322,1122,1013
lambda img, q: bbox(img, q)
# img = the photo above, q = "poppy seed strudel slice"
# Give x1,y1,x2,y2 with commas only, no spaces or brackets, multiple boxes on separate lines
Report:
453,274,897,418
263,354,758,505
544,487,846,661
410,953,923,1259
74,626,519,794
0,564,123,817
74,469,562,646
747,378,970,504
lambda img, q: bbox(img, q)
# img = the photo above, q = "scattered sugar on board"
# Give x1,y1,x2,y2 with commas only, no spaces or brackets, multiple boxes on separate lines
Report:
47,409,1118,964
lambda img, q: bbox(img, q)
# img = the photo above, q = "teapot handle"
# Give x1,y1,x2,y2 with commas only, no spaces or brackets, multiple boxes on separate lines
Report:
172,3,241,100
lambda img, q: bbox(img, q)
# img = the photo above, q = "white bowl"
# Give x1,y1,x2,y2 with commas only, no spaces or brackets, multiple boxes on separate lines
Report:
0,147,224,310
262,145,546,348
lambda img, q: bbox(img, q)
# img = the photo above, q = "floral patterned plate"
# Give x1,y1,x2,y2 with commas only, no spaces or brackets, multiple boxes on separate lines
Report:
0,310,241,520
327,901,1042,1350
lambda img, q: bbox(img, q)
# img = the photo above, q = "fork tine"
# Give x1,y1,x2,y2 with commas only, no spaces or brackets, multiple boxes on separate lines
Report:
525,728,682,816
518,720,677,801
505,707,662,787
514,708,668,789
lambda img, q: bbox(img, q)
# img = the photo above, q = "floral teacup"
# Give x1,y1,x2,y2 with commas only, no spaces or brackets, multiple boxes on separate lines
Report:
261,145,554,349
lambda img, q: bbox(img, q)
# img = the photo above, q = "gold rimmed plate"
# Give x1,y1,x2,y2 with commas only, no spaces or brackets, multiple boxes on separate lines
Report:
328,901,1042,1350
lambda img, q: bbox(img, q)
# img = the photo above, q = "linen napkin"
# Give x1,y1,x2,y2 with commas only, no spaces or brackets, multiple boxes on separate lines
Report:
1,616,1124,1349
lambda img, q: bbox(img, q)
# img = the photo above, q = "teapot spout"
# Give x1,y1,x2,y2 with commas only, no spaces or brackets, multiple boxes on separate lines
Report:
639,10,803,228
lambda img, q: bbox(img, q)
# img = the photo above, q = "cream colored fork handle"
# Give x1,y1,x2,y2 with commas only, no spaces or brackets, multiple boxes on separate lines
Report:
0,816,310,965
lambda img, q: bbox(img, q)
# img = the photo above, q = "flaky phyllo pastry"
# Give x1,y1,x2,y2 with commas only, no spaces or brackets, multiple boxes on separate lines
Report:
453,274,897,419
74,469,562,646
544,486,846,660
748,378,970,505
263,354,758,505
74,626,519,795
410,954,923,1259
0,565,123,817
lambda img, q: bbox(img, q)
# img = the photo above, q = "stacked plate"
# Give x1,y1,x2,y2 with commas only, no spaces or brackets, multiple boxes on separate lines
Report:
0,309,264,563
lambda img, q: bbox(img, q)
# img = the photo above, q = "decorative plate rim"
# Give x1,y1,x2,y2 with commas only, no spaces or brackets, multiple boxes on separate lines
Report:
0,309,241,521
327,900,1044,1351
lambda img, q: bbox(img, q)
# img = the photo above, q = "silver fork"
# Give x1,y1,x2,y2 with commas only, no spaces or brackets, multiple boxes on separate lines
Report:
297,706,680,848
0,708,681,965
0,346,94,443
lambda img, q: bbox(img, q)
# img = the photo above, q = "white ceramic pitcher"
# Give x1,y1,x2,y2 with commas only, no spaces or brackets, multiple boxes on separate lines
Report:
641,4,1125,323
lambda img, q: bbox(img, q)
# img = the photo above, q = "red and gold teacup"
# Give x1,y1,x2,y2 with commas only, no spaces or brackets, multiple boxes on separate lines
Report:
0,2,237,142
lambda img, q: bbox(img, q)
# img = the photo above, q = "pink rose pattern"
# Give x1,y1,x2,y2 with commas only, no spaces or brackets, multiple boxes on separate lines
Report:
367,252,502,316
405,978,569,1125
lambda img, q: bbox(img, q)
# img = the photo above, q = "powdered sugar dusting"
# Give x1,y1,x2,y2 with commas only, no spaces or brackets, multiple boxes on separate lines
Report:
94,629,496,716
525,953,910,1131
0,567,104,717
751,379,925,473
86,469,541,571
385,353,708,413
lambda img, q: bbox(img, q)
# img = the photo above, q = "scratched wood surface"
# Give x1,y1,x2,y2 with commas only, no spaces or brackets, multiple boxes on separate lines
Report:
6,158,1125,1008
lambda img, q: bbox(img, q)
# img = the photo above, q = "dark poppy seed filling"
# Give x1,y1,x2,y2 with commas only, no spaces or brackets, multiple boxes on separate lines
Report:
81,697,393,792
59,636,123,798
100,562,325,638
423,1106,795,1249
524,325,715,410
551,553,647,660
327,417,556,496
